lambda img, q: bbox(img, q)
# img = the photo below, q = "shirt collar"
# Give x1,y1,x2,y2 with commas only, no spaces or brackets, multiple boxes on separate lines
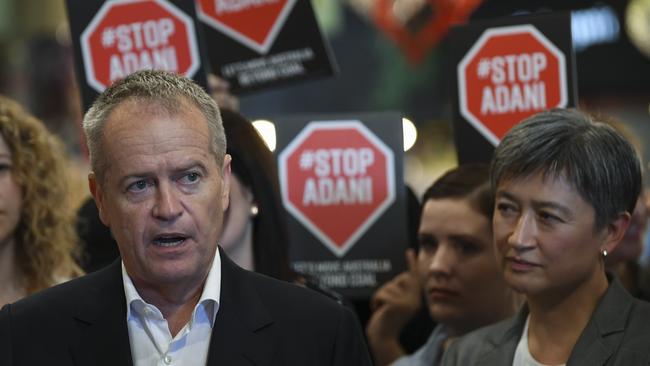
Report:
122,249,222,327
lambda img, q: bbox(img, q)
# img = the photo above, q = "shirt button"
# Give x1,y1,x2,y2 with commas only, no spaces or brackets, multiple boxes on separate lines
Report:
163,355,172,364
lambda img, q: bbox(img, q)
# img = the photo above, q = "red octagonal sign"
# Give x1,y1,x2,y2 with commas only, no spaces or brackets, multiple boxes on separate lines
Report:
196,0,296,54
279,121,395,257
81,0,200,92
458,24,568,145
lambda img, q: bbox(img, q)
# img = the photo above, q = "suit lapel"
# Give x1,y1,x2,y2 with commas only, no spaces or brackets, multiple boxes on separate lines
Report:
478,307,528,366
206,248,275,366
69,261,133,366
567,277,632,366
67,251,279,366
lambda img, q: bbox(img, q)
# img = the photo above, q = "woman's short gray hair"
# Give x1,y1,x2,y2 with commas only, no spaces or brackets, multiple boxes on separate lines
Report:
491,108,641,230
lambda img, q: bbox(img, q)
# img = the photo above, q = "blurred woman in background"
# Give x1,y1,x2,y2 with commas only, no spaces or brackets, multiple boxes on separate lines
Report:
219,108,298,282
600,117,650,300
0,95,82,306
219,108,346,307
366,164,518,365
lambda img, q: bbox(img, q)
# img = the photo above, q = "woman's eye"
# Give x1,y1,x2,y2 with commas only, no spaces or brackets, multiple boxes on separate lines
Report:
419,237,438,251
496,202,517,215
456,240,480,255
539,211,562,223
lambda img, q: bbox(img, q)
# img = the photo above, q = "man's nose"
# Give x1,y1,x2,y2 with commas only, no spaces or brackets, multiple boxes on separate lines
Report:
152,183,183,221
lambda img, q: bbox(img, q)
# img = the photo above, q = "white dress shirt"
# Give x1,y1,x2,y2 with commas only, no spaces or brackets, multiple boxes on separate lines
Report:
122,251,221,366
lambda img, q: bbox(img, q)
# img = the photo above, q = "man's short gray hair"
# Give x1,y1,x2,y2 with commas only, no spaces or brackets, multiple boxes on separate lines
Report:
491,108,641,230
83,70,226,182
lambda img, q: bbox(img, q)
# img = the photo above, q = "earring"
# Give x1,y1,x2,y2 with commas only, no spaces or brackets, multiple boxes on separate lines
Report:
602,249,608,258
250,204,259,217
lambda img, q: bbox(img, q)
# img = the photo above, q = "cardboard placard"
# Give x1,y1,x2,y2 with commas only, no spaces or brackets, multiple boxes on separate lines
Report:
275,112,406,299
196,0,337,93
450,12,578,163
67,0,210,111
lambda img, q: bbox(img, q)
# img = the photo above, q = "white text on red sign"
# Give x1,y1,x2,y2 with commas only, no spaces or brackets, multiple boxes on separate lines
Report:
299,148,375,206
478,52,548,115
216,0,281,14
103,18,179,82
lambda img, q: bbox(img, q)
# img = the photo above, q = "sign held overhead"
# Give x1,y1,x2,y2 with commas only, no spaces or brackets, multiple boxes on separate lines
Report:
67,0,209,111
279,121,395,257
81,0,200,93
274,113,407,299
458,24,568,145
449,12,577,164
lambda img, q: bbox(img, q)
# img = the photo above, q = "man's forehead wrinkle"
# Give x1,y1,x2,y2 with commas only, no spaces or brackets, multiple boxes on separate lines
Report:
110,136,210,161
107,109,210,147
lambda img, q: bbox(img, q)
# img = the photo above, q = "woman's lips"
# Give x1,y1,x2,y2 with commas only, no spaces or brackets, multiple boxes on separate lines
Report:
506,256,541,272
427,286,460,301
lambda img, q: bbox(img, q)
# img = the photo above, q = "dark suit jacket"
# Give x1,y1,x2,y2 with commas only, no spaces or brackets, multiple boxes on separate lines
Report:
441,276,650,366
0,249,372,365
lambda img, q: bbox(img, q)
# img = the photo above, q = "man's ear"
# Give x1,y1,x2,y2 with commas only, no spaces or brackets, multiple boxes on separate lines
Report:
601,212,632,255
89,172,110,227
221,154,232,212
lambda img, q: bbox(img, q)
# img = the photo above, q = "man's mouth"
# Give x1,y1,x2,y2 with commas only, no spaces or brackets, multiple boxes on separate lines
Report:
152,234,188,247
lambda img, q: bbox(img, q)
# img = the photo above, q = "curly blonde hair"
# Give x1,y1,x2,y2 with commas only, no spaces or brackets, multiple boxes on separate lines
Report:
0,95,82,294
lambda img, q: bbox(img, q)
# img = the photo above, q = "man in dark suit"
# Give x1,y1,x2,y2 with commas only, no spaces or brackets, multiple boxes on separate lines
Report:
0,70,372,366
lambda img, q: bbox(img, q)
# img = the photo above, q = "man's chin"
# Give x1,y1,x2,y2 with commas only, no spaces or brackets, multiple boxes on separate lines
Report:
141,262,204,286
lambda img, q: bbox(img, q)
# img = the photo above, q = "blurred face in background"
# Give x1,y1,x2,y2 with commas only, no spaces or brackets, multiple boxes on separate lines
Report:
607,195,647,264
0,134,22,247
219,173,255,253
417,197,514,336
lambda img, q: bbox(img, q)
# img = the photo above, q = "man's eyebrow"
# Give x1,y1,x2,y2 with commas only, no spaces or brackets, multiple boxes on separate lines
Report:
119,172,150,188
118,161,209,184
174,161,207,174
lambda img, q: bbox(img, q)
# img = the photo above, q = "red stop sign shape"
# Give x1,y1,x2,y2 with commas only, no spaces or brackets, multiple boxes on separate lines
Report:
81,0,200,92
458,24,568,145
196,0,296,54
279,121,396,257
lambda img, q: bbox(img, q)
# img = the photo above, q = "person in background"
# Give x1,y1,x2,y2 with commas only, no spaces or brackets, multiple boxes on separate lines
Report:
208,74,239,111
599,117,650,300
0,95,82,306
219,108,350,307
442,108,650,366
366,164,519,365
218,108,297,282
606,195,650,300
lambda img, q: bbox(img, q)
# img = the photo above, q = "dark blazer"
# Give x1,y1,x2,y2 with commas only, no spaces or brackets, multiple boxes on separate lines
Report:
441,276,650,366
0,249,372,366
